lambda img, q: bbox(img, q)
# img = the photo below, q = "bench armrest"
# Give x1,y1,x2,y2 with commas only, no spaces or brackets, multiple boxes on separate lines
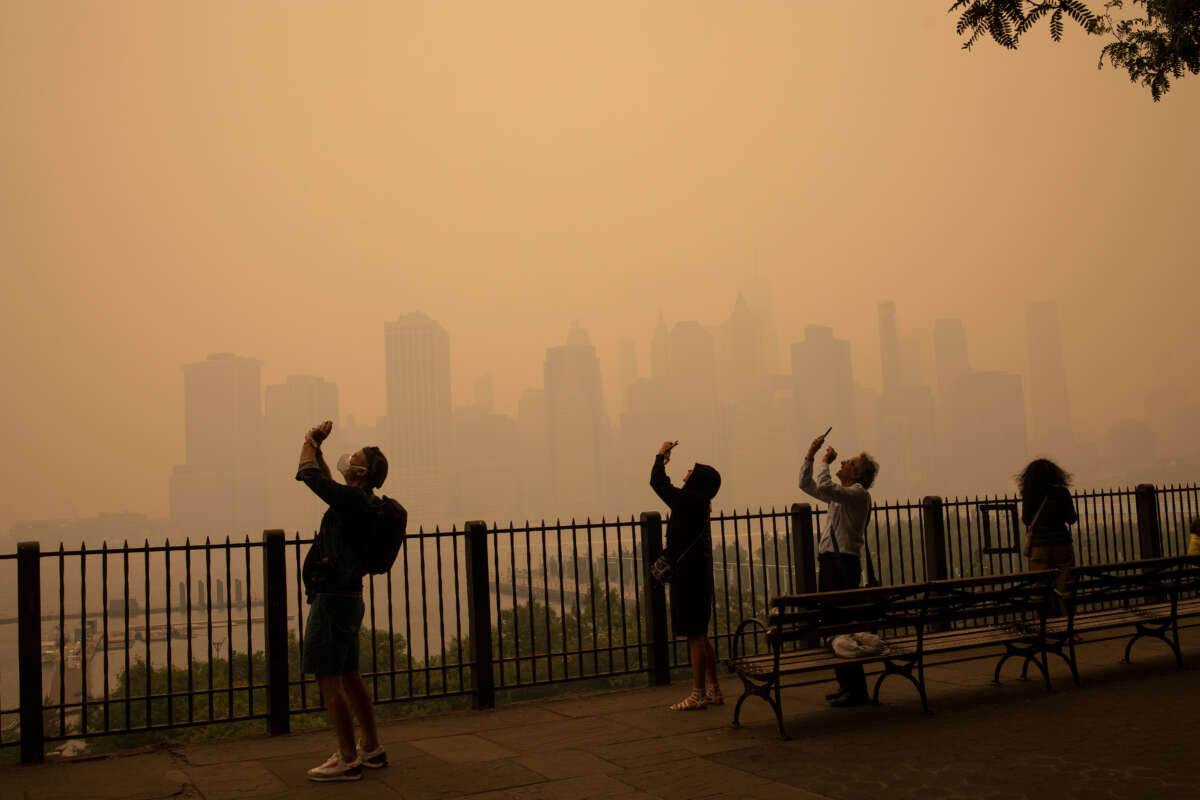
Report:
732,616,769,662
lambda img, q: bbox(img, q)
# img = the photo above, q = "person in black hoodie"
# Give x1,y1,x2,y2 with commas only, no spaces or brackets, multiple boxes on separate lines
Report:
1018,458,1078,615
650,441,722,710
296,420,389,781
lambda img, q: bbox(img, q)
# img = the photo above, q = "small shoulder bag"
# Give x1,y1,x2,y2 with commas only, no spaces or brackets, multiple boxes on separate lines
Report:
650,534,703,585
1023,494,1050,558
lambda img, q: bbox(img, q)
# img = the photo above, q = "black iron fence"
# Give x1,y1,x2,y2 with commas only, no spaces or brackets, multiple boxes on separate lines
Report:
3,481,1197,762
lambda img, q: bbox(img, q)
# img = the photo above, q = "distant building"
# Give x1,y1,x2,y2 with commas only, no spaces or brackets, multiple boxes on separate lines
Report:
384,313,453,524
516,388,552,515
544,325,609,515
933,318,970,409
618,340,637,415
1026,301,1073,458
791,325,857,448
946,371,1029,494
650,313,670,381
170,353,265,538
263,374,339,535
452,404,520,523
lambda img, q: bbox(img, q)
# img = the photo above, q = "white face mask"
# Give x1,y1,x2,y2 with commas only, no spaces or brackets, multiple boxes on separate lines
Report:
337,453,365,482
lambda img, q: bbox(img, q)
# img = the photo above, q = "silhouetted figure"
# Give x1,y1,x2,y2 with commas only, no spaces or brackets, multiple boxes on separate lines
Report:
650,441,723,710
1018,458,1078,616
296,420,389,781
800,433,879,708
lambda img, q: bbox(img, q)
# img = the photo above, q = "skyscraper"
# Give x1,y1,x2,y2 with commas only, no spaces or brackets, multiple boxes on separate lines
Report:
544,324,608,515
933,318,970,409
170,353,265,537
791,325,856,447
876,302,909,491
667,321,718,466
1026,301,1073,458
946,371,1029,493
263,374,339,534
650,313,670,381
385,313,452,523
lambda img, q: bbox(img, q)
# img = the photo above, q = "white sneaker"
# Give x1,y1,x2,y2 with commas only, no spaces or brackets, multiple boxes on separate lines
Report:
306,751,364,782
357,742,388,769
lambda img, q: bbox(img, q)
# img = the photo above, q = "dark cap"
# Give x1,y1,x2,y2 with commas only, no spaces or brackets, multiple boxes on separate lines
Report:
362,446,388,489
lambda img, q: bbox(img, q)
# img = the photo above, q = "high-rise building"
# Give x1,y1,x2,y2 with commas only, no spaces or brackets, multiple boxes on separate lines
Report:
946,371,1028,494
170,353,265,537
385,313,453,524
933,318,970,409
876,302,909,489
452,404,519,523
650,313,670,381
1026,301,1073,458
544,325,609,515
263,374,339,534
618,340,637,415
516,388,552,515
791,325,857,447
666,321,719,466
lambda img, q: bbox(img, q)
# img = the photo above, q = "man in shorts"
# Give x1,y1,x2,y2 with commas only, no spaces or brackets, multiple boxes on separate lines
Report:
297,420,389,781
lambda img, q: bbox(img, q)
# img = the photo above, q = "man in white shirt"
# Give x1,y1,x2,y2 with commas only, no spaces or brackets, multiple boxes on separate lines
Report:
800,434,880,708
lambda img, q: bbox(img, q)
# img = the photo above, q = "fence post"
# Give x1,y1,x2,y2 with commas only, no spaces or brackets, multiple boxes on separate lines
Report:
1134,484,1164,560
464,521,495,709
790,504,818,595
639,512,670,686
922,496,949,581
17,541,44,764
262,529,290,735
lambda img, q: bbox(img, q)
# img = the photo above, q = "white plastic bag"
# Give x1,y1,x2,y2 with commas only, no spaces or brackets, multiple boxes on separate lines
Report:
831,632,887,658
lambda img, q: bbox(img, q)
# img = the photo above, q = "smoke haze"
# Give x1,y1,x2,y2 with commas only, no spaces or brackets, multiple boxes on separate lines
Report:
2,1,1198,536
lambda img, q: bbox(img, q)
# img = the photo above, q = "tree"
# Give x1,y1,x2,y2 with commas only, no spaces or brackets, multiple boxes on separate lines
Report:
950,1,1200,100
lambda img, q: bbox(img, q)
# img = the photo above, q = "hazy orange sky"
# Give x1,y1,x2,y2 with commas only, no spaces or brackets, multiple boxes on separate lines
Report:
2,1,1197,530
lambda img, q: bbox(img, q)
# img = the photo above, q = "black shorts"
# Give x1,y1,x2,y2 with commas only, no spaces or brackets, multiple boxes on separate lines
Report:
301,593,364,676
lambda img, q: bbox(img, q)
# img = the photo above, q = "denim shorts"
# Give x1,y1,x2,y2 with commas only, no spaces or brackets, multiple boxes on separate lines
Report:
301,593,365,677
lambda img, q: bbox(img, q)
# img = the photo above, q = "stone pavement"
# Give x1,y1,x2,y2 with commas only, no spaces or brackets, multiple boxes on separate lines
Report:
4,634,1197,800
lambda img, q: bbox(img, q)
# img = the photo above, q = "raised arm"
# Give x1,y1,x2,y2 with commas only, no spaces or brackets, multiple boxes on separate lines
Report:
650,454,688,510
295,421,368,512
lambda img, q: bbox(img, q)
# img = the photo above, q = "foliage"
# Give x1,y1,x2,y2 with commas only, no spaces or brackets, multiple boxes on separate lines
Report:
950,0,1200,99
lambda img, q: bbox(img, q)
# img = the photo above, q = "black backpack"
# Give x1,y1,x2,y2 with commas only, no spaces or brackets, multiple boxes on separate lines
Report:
364,495,408,574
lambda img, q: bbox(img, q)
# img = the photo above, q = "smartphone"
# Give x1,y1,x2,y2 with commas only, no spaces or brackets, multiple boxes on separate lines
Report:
666,440,679,451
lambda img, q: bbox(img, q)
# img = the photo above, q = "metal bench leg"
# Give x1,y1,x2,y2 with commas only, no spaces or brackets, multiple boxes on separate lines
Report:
916,660,929,712
992,651,1014,684
1066,638,1081,685
731,674,790,740
772,682,790,740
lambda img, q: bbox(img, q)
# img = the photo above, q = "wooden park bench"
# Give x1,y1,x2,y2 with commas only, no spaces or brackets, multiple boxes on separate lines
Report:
1040,555,1200,684
728,571,1059,738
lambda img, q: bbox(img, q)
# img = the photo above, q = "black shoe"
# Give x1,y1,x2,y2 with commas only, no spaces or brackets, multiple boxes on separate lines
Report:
829,694,871,708
825,689,849,701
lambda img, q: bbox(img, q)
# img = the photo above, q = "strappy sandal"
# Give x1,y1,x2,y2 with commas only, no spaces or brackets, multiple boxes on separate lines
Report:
704,685,724,706
669,691,708,711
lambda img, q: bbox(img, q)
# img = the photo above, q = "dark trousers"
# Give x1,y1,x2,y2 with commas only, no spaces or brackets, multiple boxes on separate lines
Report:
818,553,868,698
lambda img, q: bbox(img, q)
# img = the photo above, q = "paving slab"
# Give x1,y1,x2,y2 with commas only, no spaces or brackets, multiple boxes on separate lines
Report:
448,773,659,800
181,762,291,800
409,733,519,763
513,748,622,780
6,751,189,800
368,753,545,800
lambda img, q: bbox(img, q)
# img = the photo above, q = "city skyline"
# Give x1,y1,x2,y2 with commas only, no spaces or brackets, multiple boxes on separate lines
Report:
100,288,1200,544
